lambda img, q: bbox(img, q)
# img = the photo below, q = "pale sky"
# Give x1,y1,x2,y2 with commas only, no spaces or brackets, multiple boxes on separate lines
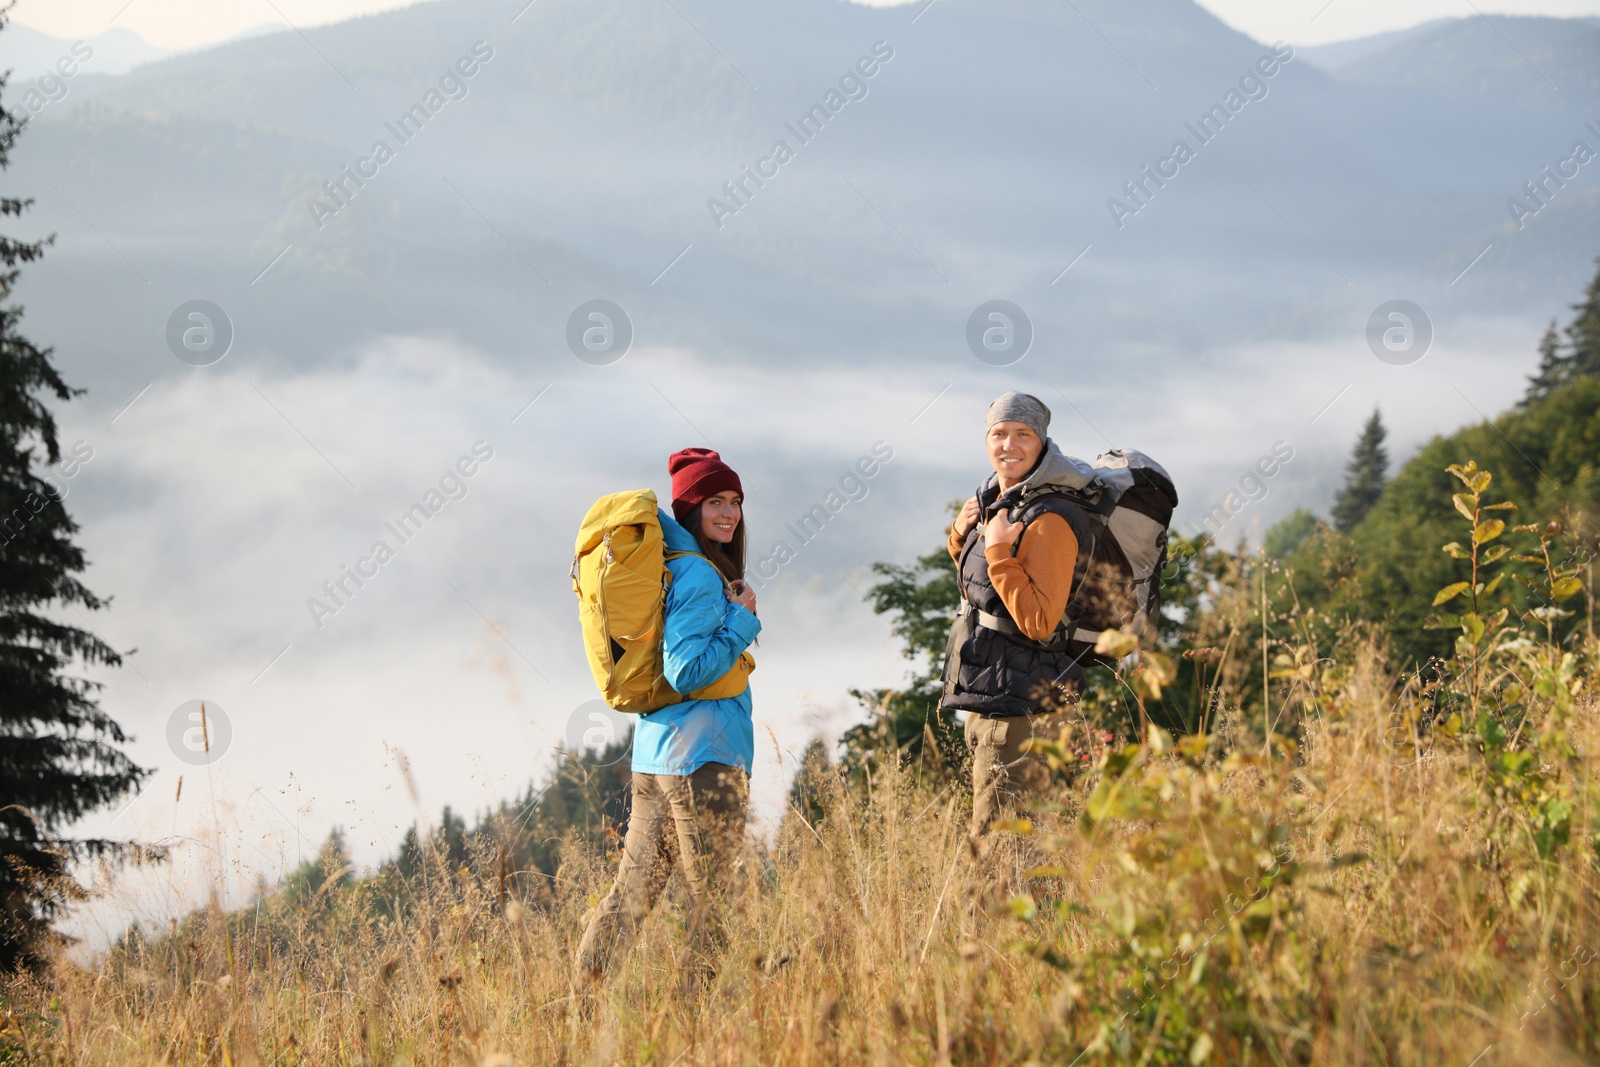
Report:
10,0,1600,50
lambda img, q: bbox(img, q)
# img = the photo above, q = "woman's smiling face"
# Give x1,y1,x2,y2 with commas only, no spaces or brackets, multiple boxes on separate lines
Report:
699,491,742,544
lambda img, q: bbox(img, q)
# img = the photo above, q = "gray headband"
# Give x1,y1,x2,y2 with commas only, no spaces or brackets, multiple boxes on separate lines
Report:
985,391,1050,441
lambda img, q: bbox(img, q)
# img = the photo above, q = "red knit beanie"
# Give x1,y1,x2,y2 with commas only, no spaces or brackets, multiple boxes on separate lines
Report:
668,448,743,523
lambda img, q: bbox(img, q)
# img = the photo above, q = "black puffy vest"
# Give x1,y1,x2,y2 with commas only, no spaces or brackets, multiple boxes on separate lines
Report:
940,482,1097,717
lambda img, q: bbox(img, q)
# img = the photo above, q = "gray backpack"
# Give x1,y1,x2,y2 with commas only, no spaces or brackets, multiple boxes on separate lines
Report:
1055,450,1179,664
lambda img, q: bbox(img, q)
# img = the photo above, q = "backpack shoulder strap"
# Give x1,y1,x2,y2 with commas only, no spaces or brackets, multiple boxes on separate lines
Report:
1006,488,1099,560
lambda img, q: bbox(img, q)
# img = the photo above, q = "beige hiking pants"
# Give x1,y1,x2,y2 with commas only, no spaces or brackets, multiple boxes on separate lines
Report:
966,709,1070,837
574,762,748,985
965,709,1073,897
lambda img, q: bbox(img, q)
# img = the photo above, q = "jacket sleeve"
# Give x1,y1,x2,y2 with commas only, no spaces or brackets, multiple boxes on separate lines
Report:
947,522,966,563
984,512,1078,642
662,560,763,695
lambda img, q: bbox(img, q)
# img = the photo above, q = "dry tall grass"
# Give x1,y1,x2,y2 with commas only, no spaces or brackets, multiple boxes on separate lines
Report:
8,456,1600,1064
2,634,1596,1065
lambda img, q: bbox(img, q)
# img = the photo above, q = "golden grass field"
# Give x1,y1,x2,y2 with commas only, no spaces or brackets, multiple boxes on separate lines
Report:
5,459,1599,1065
2,636,1596,1066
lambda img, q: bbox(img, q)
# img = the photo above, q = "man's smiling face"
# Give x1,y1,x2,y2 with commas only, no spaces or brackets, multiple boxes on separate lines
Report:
988,421,1043,490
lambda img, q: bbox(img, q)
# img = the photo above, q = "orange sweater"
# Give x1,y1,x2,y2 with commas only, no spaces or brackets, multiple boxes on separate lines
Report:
948,513,1079,642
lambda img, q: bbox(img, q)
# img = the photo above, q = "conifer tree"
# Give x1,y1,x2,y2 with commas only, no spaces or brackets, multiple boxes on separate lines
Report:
1564,255,1600,380
0,14,152,969
1331,408,1388,534
1522,320,1570,406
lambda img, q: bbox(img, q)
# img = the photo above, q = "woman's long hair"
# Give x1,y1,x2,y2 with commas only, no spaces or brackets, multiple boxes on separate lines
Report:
680,502,746,584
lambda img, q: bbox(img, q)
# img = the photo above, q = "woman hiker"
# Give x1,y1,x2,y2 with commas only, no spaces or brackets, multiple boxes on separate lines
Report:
941,391,1096,864
574,447,762,991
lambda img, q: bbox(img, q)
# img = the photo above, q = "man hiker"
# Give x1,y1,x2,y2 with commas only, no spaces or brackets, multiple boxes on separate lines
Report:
941,391,1097,853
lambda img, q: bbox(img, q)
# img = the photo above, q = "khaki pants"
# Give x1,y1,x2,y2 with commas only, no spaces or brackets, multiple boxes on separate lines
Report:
574,762,748,986
965,709,1070,842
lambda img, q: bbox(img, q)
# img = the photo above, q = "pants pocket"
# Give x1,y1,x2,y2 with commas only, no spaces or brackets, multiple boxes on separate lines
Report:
964,715,1010,750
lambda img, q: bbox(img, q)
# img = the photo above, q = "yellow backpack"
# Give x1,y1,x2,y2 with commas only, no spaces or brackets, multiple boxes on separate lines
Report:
571,489,753,713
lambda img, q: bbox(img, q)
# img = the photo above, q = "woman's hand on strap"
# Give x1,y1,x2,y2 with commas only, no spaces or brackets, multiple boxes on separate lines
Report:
729,578,757,615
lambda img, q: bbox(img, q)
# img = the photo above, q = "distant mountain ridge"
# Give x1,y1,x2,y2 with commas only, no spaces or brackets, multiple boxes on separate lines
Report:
1307,14,1600,103
1297,19,1457,71
0,21,297,81
8,0,1600,401
0,24,173,80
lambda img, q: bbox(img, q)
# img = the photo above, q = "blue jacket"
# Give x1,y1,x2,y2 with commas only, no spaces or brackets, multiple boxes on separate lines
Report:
632,509,763,776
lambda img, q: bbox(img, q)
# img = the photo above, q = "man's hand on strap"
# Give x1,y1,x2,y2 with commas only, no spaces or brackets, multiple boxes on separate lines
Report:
953,496,980,541
984,504,1022,551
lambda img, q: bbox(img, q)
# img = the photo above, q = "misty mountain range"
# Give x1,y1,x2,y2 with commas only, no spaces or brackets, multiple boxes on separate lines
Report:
10,0,1600,399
